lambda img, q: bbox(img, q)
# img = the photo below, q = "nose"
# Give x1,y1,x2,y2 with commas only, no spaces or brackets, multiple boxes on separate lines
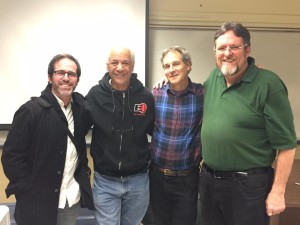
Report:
224,47,233,54
223,48,234,57
62,73,70,80
224,46,238,55
116,62,124,70
169,65,176,72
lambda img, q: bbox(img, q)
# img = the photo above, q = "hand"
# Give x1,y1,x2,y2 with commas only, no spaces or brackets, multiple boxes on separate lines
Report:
153,77,168,89
265,189,285,216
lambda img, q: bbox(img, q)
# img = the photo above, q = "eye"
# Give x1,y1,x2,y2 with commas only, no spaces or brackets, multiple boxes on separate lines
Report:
216,47,226,51
230,46,240,51
110,61,118,66
163,64,170,70
56,70,65,75
122,62,129,67
68,71,77,77
172,62,180,67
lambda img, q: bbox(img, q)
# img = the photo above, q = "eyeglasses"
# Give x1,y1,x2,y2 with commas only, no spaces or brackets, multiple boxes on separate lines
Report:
54,70,77,78
214,44,248,53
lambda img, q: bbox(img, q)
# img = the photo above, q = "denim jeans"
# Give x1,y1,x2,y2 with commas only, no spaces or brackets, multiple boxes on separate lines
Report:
93,171,149,225
198,166,274,225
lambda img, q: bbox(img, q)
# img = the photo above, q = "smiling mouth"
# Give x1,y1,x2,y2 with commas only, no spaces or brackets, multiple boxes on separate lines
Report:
114,73,127,78
223,58,234,63
60,84,71,88
169,74,178,78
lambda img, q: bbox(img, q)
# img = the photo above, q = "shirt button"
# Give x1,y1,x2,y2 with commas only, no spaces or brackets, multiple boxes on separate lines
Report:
57,171,62,175
54,189,59,193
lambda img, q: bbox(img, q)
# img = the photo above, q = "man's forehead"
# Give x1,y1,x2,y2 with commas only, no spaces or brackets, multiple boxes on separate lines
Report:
163,52,182,62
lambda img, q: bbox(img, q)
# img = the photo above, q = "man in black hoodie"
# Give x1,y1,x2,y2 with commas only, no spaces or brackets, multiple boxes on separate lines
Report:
84,47,155,225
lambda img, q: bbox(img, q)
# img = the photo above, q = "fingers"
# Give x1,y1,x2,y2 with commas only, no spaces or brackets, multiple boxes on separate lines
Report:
266,209,284,217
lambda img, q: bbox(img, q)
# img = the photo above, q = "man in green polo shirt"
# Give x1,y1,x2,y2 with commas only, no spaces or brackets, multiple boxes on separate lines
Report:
199,22,297,225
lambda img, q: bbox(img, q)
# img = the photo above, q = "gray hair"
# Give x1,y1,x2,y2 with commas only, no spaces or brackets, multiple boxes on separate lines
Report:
160,46,192,66
107,47,135,63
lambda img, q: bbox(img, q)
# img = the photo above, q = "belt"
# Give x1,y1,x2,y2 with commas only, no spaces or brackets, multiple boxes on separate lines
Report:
203,163,272,179
153,163,197,176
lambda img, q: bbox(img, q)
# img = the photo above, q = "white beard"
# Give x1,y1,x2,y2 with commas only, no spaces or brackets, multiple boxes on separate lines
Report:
221,64,238,77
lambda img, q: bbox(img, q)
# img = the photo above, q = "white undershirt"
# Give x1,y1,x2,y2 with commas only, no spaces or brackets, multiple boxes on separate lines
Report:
54,95,80,208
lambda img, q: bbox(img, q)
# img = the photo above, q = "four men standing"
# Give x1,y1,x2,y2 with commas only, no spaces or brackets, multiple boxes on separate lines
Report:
1,22,297,225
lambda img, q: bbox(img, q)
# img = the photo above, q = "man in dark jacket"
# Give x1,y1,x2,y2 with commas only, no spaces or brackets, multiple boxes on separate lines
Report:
84,47,154,225
1,54,94,225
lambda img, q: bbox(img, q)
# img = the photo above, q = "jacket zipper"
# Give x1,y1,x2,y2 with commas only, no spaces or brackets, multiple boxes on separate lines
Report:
118,92,126,171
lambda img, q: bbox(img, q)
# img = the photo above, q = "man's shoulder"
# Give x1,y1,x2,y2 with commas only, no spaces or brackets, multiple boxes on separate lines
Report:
190,81,204,90
72,92,84,104
139,87,155,105
13,98,49,120
135,85,154,98
30,97,51,108
86,83,108,99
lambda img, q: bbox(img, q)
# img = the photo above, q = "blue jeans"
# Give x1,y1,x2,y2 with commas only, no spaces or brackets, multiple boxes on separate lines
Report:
93,171,149,225
199,165,274,225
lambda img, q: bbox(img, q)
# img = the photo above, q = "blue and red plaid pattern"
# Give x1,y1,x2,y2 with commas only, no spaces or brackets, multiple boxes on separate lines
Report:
151,80,204,170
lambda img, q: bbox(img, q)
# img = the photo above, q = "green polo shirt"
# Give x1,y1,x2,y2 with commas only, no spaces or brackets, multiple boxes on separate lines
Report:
201,57,297,171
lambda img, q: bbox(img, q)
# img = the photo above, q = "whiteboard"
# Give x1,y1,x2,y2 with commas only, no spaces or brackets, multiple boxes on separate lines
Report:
148,28,300,138
0,0,147,124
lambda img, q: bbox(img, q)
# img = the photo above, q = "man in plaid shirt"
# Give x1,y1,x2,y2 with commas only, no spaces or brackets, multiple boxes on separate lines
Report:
149,46,204,225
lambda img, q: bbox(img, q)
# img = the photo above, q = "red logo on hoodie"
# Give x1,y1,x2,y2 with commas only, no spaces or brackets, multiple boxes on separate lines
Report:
134,103,147,115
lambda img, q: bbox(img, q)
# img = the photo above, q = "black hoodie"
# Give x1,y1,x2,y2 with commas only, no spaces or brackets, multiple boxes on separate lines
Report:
84,72,154,177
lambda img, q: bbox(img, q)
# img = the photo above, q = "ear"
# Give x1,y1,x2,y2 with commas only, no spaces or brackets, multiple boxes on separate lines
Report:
48,75,52,84
186,63,191,72
246,45,251,57
130,61,135,72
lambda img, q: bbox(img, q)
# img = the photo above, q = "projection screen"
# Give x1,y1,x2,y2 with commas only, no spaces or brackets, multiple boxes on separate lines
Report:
0,0,148,125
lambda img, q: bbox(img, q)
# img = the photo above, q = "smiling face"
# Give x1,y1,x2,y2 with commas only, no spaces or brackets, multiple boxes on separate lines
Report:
215,30,251,84
106,48,135,90
162,50,191,91
48,58,79,105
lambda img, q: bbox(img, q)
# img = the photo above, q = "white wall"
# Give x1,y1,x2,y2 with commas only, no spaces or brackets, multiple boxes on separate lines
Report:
0,0,147,124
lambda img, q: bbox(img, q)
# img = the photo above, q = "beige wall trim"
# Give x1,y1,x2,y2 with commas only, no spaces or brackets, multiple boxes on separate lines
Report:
149,24,300,33
150,11,300,29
